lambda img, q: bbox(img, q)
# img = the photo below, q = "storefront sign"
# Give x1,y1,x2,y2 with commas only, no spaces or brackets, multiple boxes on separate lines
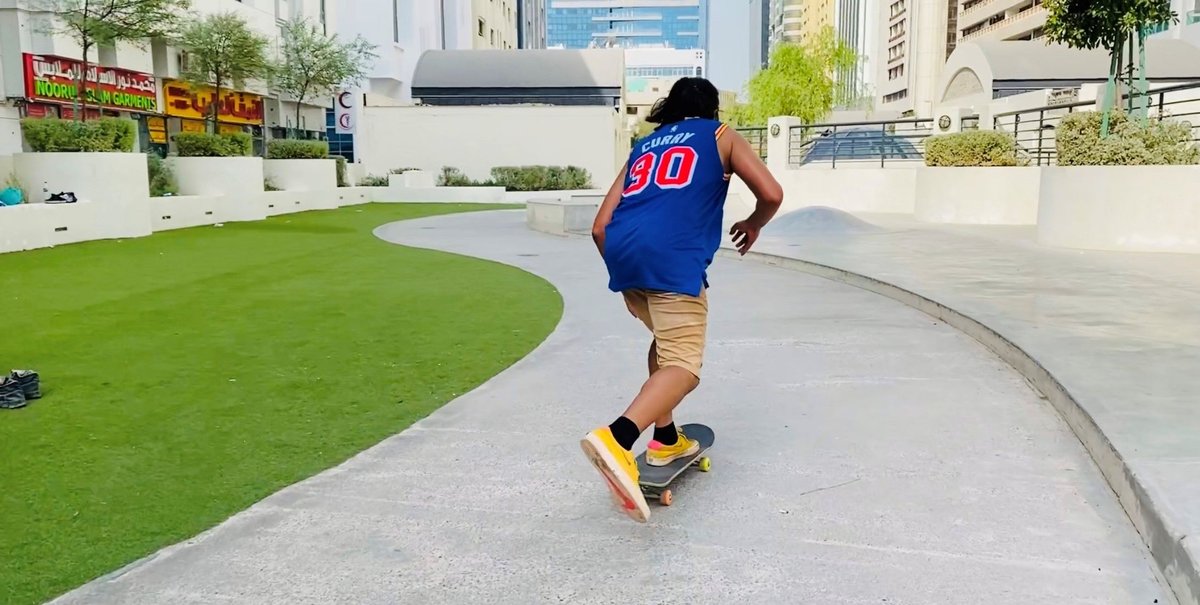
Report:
164,81,264,125
23,53,157,113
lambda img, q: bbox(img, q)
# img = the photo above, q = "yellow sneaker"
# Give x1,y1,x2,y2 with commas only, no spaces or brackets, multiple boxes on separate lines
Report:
580,427,650,522
646,430,700,467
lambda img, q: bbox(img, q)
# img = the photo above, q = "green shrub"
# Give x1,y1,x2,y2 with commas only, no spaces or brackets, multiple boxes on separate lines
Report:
389,167,421,174
21,118,136,152
267,139,329,159
489,166,593,190
437,166,475,187
1056,111,1200,166
359,175,389,186
331,155,348,187
147,154,177,197
925,131,1023,167
175,132,253,157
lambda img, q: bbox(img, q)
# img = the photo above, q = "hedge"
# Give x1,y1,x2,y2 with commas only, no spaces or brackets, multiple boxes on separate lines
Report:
21,118,136,152
175,132,253,157
432,165,593,190
924,130,1023,167
147,154,177,197
267,139,329,159
1056,111,1199,166
490,166,592,191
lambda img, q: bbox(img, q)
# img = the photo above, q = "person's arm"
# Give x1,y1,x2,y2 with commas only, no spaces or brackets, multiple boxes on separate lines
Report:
591,162,628,257
724,131,783,255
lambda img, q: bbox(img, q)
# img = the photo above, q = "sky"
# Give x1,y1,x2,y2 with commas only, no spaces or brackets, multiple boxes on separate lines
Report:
708,0,754,96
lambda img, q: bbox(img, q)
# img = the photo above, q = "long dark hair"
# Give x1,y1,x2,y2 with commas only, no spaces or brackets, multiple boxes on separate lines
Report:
646,77,720,125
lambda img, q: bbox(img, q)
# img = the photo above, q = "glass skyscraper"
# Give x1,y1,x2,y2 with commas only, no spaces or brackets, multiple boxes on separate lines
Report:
547,0,709,51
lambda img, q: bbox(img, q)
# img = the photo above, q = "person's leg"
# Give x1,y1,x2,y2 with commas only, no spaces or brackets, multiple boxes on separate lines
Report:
620,290,707,432
647,341,679,446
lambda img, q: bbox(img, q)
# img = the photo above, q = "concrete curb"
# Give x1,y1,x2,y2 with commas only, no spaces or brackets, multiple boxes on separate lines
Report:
721,248,1199,605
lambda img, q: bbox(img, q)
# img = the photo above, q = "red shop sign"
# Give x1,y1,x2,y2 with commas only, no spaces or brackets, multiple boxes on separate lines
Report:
23,53,158,113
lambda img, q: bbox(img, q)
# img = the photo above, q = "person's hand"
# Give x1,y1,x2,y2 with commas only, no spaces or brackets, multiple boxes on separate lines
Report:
729,219,762,256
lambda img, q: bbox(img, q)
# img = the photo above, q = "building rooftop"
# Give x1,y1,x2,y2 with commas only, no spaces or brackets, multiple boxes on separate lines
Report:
412,49,624,90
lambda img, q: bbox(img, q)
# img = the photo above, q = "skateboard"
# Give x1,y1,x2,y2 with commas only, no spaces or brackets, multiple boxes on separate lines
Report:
635,423,715,506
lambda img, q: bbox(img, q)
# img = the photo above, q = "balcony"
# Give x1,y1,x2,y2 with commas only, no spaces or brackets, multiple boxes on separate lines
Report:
958,0,1027,28
961,4,1046,41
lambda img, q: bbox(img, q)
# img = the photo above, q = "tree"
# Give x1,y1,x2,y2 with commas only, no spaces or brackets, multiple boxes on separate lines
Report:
274,18,377,131
739,26,858,125
178,12,270,133
1044,0,1176,135
46,0,191,120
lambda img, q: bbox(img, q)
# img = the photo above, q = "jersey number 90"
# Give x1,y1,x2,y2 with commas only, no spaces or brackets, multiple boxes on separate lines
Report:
622,146,699,197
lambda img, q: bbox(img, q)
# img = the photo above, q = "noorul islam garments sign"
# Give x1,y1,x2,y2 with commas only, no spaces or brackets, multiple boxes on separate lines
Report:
23,53,158,113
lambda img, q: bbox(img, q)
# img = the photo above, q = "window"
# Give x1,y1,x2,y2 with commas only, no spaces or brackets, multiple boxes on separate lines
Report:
890,0,905,17
490,28,496,46
888,65,905,80
888,41,905,61
884,89,909,103
479,18,486,37
889,19,906,39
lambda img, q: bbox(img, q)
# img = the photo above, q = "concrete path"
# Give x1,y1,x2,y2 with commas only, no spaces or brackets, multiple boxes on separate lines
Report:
745,209,1200,604
54,210,1166,604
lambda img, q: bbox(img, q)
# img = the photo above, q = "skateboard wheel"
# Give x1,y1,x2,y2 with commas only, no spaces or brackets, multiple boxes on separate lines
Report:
660,490,673,506
698,457,711,472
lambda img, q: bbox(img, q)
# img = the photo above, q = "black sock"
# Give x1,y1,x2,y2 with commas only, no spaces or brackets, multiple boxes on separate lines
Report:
653,422,678,445
608,416,640,451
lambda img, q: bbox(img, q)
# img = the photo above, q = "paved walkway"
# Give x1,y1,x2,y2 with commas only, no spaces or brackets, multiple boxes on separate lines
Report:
54,210,1165,604
747,210,1200,604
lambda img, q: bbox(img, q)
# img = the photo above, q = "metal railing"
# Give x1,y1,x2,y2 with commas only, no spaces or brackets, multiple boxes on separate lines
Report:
737,127,768,160
787,118,935,168
992,81,1200,166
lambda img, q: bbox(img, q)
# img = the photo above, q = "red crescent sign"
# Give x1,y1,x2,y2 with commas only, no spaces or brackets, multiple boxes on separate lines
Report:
338,92,353,109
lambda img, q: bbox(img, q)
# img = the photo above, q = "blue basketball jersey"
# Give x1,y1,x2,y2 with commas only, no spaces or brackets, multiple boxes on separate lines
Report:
603,118,730,297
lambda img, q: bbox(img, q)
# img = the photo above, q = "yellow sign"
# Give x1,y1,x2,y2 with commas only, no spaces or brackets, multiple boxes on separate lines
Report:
163,80,264,125
180,119,205,133
146,116,167,144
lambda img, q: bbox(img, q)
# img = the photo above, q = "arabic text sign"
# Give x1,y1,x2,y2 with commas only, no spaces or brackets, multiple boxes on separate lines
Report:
23,54,157,113
164,81,264,125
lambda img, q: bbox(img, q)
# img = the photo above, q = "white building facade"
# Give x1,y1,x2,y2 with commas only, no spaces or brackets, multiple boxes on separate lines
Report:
875,0,955,116
337,0,473,104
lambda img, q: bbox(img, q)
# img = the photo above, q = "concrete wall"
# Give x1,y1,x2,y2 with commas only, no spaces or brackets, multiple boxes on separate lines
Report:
263,159,337,191
774,166,918,214
915,167,1041,225
1038,166,1200,253
0,107,20,155
356,105,626,187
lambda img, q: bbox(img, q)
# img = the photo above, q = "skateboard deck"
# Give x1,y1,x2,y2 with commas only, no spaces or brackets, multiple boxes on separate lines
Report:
635,423,714,505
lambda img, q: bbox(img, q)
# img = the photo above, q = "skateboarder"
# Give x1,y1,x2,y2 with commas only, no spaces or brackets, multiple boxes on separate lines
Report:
581,77,784,522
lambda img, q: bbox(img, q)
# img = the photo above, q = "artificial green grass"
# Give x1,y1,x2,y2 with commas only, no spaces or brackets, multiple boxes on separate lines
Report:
0,203,563,605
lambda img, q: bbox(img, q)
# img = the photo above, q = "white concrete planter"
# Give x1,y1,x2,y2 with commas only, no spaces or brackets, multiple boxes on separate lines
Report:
169,157,264,197
388,170,435,188
1038,166,1200,253
151,194,268,231
13,152,149,205
915,167,1041,225
263,159,336,191
526,199,598,235
778,167,917,214
258,190,340,216
0,200,150,253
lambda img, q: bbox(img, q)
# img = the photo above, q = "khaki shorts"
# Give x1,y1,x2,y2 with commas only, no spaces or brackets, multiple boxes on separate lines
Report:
622,289,709,379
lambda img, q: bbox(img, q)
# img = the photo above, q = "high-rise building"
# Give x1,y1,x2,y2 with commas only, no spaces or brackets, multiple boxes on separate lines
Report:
750,0,770,68
802,0,835,42
473,0,520,49
955,0,1046,43
517,0,549,48
875,0,953,116
546,0,710,54
834,0,877,105
770,0,804,47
